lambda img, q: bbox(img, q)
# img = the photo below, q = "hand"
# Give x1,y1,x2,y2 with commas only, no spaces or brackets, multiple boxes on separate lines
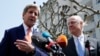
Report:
14,39,35,53
24,34,32,43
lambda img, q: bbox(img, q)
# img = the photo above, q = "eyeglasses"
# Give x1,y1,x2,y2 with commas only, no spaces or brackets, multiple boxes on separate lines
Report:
67,21,80,26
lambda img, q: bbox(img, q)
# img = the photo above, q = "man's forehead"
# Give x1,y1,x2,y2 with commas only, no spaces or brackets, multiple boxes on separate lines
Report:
68,18,78,22
27,8,39,13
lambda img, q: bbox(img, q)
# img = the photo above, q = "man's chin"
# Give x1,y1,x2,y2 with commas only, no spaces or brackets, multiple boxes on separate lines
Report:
70,31,76,34
27,24,34,28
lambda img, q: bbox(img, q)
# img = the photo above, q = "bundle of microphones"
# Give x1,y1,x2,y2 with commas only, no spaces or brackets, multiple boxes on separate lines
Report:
32,31,68,56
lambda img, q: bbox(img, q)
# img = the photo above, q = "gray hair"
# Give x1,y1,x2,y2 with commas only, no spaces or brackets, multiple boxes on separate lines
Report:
67,15,87,32
67,15,86,27
23,4,40,16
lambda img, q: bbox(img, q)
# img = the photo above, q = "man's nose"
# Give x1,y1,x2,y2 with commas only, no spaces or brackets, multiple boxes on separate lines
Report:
32,13,35,16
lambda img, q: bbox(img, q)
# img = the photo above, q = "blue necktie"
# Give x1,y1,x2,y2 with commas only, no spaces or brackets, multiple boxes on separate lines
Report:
77,39,84,56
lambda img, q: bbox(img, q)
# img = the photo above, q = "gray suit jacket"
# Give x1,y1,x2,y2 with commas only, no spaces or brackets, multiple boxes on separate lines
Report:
62,36,100,56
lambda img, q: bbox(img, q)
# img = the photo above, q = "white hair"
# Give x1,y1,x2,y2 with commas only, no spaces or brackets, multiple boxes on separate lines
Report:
67,15,88,32
67,15,86,26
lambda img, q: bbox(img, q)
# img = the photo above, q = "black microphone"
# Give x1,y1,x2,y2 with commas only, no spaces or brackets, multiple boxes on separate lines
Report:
85,40,90,49
31,32,49,49
85,40,91,56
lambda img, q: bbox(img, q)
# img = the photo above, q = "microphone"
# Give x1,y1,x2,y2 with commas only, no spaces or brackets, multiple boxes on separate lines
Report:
56,34,68,47
85,40,91,56
42,31,53,42
42,32,65,56
85,40,90,49
42,31,56,51
31,32,49,49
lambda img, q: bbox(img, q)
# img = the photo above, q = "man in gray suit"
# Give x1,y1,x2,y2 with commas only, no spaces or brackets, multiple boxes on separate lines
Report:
62,15,100,56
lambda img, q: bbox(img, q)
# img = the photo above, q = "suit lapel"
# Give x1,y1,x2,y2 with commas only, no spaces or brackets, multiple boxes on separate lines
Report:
69,37,78,56
16,24,25,40
71,36,89,56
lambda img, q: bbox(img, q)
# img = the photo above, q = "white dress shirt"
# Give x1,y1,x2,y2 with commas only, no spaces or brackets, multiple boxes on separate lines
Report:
73,33,85,54
23,23,33,37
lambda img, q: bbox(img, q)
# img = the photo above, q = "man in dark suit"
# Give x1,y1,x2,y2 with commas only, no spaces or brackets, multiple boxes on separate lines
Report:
0,4,48,56
62,15,100,56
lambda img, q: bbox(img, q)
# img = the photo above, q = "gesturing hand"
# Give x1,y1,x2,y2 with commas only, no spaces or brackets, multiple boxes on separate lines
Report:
14,39,35,53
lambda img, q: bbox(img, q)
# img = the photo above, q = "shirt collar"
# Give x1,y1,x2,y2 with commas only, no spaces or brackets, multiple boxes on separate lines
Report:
23,23,33,34
73,33,84,41
73,33,85,53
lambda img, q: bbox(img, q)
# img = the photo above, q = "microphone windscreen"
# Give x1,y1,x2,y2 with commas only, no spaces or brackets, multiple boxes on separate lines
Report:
85,40,90,48
42,31,52,38
32,33,49,48
56,34,68,47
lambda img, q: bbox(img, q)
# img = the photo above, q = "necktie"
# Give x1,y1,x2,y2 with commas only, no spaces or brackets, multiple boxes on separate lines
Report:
77,38,84,56
25,28,32,43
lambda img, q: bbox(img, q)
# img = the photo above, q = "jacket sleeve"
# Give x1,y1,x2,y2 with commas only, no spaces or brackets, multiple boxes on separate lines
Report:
33,47,48,56
0,30,11,56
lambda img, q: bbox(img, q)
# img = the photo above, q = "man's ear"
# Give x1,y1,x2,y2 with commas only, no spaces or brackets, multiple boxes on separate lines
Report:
22,13,24,17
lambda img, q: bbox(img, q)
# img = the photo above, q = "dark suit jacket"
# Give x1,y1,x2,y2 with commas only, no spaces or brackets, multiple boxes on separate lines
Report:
62,36,100,56
0,24,48,56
